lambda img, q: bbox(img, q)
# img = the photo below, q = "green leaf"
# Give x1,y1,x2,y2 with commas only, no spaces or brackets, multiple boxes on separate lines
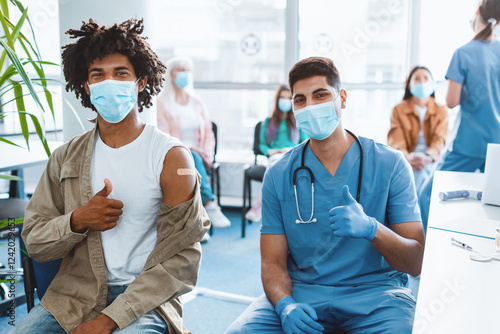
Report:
28,60,55,121
9,5,27,44
0,134,22,148
0,217,24,230
0,0,9,19
0,6,14,50
25,112,51,157
0,174,22,181
0,38,47,114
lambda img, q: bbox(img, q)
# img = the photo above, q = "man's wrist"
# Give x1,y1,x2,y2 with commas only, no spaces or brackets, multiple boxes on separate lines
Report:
275,296,294,316
366,217,378,241
70,208,87,233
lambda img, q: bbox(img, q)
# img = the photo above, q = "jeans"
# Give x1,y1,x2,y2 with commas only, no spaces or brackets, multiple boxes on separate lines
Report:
10,285,168,333
191,150,215,205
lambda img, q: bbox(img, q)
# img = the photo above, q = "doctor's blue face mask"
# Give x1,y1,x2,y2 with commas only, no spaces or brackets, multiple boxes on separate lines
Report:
174,71,193,89
293,91,341,140
89,79,139,124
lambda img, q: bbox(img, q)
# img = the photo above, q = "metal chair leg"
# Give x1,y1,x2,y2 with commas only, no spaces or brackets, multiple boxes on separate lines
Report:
242,172,248,238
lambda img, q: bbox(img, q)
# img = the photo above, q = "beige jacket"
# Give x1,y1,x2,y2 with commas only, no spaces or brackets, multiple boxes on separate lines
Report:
22,125,210,333
387,98,448,162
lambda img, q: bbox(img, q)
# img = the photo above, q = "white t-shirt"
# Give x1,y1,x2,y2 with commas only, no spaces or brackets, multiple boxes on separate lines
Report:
91,124,184,286
175,101,200,148
414,105,428,154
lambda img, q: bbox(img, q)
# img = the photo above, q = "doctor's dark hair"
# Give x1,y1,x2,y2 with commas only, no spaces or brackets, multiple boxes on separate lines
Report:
473,0,500,41
403,66,435,100
288,57,341,94
61,18,166,112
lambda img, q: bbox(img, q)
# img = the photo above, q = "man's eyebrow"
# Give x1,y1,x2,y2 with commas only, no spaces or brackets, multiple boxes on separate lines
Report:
114,66,131,71
88,67,102,74
293,93,305,99
312,88,330,94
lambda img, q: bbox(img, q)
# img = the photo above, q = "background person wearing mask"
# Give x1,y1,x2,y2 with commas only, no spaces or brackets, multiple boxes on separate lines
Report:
157,57,231,235
419,0,500,230
388,66,448,192
245,84,308,222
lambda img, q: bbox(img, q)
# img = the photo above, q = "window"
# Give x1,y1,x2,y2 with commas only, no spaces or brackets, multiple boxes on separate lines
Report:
152,0,288,150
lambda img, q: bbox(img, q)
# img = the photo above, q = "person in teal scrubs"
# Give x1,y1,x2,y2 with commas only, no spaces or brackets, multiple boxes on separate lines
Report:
226,57,425,334
419,0,500,230
245,84,308,222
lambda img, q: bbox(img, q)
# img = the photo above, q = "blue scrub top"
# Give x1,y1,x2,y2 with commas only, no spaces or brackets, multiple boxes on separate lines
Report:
446,40,500,158
261,137,421,287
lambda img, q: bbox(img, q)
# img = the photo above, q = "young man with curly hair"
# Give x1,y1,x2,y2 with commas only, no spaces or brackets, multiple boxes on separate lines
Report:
14,19,209,334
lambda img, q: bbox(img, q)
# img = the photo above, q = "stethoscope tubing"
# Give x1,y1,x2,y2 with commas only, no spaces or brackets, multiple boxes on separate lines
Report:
293,129,363,224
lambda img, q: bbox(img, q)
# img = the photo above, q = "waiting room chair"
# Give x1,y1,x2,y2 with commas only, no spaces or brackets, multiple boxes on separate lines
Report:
241,121,267,238
207,121,221,236
208,121,221,206
22,255,62,312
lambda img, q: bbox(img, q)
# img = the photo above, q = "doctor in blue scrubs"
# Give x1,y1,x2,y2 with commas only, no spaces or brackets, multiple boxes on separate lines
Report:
419,0,500,230
225,57,425,334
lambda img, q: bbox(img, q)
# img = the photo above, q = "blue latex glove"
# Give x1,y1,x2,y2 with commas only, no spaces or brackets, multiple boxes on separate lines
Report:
275,296,324,334
329,185,378,240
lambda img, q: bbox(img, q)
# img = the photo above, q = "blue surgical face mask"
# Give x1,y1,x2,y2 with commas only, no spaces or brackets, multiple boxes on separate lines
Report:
278,98,292,113
174,71,192,89
294,99,340,140
410,81,435,100
89,79,139,124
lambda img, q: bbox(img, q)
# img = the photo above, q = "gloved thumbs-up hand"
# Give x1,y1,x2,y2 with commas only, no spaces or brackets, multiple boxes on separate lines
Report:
329,185,378,240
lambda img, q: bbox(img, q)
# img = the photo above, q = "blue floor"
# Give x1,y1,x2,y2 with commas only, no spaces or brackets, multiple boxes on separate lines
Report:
0,207,263,334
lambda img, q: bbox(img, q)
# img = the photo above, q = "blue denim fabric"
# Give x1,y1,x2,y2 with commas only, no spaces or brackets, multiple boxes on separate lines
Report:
191,150,215,205
10,286,168,334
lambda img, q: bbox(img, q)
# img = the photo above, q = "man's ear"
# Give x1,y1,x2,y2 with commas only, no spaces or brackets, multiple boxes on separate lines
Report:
340,89,347,109
138,76,147,92
83,82,90,96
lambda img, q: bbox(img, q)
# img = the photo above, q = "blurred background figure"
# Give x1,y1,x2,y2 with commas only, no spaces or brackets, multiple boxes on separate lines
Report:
388,66,448,192
418,0,500,229
158,57,231,236
245,84,308,222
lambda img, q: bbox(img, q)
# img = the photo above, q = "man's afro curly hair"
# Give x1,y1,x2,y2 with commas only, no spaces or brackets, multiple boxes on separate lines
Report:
61,18,166,113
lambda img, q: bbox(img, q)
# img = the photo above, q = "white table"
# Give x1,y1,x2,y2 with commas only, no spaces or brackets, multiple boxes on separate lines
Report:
413,171,500,334
0,140,63,197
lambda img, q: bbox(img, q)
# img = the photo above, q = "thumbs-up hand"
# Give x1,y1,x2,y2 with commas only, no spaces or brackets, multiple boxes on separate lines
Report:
329,185,378,240
71,178,124,233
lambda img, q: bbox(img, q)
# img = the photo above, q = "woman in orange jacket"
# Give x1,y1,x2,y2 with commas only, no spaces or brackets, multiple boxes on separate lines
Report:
388,66,448,192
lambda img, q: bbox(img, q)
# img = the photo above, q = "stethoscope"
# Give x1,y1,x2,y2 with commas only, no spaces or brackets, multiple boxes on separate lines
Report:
293,129,364,224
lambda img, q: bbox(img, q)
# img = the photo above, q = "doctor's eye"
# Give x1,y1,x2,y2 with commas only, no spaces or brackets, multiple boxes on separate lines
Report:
294,97,305,105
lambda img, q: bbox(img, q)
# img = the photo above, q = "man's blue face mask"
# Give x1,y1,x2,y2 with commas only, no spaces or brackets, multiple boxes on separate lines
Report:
89,79,139,124
174,71,193,89
293,92,341,140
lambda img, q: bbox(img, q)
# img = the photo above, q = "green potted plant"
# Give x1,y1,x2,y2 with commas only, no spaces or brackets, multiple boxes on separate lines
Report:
0,0,60,181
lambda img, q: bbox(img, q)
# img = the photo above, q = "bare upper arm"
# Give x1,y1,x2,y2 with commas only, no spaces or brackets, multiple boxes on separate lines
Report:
446,79,462,109
261,234,289,267
160,146,196,206
391,221,425,247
